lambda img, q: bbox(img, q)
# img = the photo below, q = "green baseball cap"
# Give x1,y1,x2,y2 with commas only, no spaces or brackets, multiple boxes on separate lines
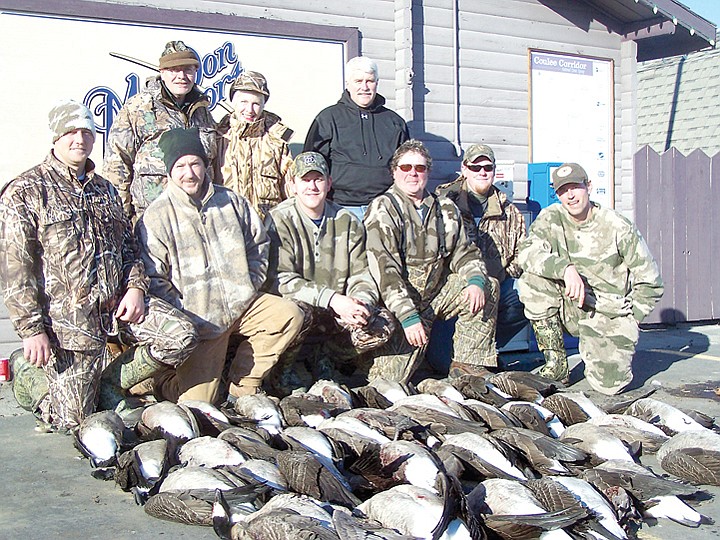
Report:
552,163,589,192
294,152,329,178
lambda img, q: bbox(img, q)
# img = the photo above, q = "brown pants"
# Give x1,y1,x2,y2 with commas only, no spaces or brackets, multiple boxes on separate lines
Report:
156,293,303,404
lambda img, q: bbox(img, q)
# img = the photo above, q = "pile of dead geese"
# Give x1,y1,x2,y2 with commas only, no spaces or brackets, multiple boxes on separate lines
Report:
74,371,720,539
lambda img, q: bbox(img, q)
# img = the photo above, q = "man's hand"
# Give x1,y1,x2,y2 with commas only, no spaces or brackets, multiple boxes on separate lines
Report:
329,294,371,327
115,287,146,324
463,284,486,315
403,322,427,348
563,264,585,308
24,333,52,367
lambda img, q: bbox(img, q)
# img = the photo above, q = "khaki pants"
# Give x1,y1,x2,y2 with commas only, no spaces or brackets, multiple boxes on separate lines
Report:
156,293,303,403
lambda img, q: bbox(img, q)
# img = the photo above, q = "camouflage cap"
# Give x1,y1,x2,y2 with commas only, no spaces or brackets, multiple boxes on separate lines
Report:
552,162,589,192
294,152,329,178
159,40,200,70
229,71,270,101
464,144,495,164
48,100,96,142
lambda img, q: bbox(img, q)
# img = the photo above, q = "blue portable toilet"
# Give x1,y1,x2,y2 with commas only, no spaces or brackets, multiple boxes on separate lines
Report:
527,162,562,219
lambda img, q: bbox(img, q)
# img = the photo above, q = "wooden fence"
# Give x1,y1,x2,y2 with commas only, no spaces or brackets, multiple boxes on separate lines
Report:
634,146,720,324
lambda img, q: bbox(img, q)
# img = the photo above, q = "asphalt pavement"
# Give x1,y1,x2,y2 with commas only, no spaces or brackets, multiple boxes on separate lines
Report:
0,323,719,539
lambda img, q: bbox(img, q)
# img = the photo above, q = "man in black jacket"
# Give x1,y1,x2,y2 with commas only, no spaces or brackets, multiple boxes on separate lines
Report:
303,56,409,219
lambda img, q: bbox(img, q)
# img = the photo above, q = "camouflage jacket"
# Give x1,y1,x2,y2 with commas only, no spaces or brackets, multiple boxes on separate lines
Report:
137,179,268,340
0,152,148,350
364,184,488,326
104,76,217,218
216,110,294,221
265,198,379,308
518,202,663,322
436,179,526,283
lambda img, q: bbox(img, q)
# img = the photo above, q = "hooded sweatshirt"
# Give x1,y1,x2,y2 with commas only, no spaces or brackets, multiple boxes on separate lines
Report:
304,91,409,206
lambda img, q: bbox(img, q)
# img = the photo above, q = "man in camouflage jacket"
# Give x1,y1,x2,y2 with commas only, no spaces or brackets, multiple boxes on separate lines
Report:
104,40,217,221
137,127,303,403
265,152,394,393
436,144,527,349
0,101,197,431
364,140,498,383
518,162,663,395
216,71,294,221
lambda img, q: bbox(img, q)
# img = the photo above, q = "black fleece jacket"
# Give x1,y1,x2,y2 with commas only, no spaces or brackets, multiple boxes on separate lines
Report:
303,91,409,206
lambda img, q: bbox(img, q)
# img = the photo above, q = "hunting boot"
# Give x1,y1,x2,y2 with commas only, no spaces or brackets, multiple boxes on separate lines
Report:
530,314,569,383
10,348,49,412
98,345,163,410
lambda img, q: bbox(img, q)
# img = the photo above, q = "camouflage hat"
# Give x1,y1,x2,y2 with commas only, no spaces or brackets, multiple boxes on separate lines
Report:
294,152,329,178
552,162,589,192
229,71,270,101
463,144,495,164
159,40,200,70
158,127,208,173
48,100,96,142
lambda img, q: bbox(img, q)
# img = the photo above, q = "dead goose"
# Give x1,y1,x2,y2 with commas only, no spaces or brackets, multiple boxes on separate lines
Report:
279,393,346,428
74,409,126,467
356,484,451,539
139,401,199,442
217,426,279,462
331,508,420,540
351,384,394,409
232,458,288,491
276,451,361,508
548,475,628,540
657,429,720,486
178,435,246,468
559,423,637,463
307,379,356,410
180,399,232,435
488,370,566,402
439,432,527,481
490,427,589,476
416,378,466,403
159,465,247,492
368,378,413,404
336,407,435,445
624,397,708,435
642,495,713,527
390,393,476,421
144,483,267,526
467,478,582,540
232,394,285,435
541,392,606,426
114,438,170,501
461,400,523,430
586,413,670,453
450,374,511,407
501,401,564,437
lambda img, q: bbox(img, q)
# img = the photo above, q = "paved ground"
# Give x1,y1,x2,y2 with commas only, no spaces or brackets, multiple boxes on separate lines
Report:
0,323,719,539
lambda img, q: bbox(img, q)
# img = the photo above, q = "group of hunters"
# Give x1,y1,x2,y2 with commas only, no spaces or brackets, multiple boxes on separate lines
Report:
0,41,664,433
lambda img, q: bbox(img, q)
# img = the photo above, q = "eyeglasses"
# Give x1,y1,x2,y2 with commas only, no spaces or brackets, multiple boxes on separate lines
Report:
465,163,495,173
398,163,428,173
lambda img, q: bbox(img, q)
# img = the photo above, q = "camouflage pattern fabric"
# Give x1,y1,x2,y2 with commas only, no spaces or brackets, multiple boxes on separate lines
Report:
104,76,217,219
518,202,663,395
368,274,498,383
216,111,294,220
137,180,268,341
364,185,489,326
265,198,379,309
365,187,497,382
0,153,148,351
436,180,526,283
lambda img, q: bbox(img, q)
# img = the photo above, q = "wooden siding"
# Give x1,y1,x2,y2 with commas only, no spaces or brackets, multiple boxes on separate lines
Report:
635,146,720,324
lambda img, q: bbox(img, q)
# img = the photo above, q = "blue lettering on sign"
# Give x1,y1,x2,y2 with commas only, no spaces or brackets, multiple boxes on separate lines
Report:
83,41,243,151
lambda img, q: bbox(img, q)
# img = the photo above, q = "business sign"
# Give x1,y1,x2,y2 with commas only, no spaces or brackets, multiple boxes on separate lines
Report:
530,50,614,208
0,10,346,183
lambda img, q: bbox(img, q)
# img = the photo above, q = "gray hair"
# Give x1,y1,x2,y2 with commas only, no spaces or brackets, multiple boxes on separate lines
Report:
345,56,378,82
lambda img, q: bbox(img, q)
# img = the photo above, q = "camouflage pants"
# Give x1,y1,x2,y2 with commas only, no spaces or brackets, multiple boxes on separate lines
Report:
15,296,197,430
518,271,637,395
369,274,499,383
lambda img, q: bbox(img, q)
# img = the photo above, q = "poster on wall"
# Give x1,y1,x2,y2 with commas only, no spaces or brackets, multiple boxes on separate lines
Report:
0,10,346,183
530,50,614,208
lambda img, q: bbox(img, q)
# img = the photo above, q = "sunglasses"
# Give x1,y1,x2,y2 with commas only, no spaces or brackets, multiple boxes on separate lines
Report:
465,163,495,173
398,163,428,173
